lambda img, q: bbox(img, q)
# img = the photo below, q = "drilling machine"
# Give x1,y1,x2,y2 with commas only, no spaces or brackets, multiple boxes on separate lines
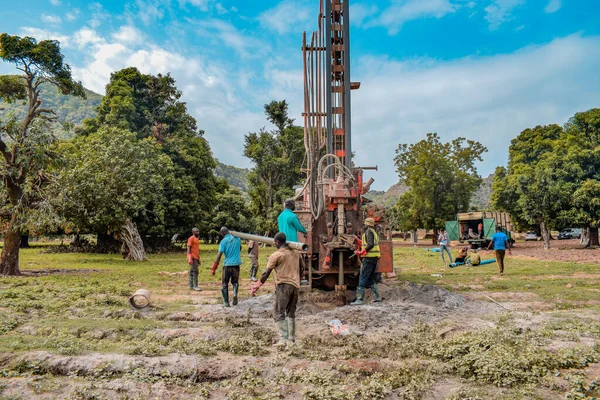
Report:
293,0,394,304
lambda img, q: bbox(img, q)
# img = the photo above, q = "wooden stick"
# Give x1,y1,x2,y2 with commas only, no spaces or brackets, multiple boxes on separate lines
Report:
483,294,511,311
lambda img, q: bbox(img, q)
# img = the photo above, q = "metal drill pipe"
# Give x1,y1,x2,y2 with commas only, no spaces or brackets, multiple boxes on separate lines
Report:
230,231,309,252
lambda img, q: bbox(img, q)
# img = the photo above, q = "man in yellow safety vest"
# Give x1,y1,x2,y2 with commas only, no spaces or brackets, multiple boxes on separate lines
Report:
351,218,382,305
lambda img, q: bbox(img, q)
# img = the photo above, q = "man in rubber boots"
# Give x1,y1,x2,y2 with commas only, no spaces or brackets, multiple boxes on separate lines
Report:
251,232,304,346
277,199,308,284
247,239,259,282
351,218,382,305
186,228,201,291
211,227,242,307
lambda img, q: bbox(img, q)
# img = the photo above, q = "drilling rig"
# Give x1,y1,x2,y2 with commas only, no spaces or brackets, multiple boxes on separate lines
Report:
294,0,394,303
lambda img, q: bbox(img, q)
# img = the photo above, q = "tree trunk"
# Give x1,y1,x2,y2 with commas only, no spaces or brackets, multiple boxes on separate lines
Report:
589,227,599,247
120,219,147,261
432,228,438,245
0,213,22,275
411,230,418,243
96,232,121,253
20,234,30,248
540,221,551,250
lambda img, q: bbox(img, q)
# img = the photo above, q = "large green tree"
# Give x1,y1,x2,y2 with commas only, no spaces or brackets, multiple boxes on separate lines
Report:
244,100,304,234
393,133,487,244
0,34,84,275
79,67,221,242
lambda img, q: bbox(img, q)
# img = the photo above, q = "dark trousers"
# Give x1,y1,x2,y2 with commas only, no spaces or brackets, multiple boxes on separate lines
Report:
273,283,299,321
358,258,378,288
495,250,506,273
222,265,240,289
189,259,199,287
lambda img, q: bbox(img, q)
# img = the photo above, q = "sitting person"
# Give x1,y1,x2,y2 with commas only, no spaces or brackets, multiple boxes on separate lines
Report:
455,246,469,263
467,249,481,266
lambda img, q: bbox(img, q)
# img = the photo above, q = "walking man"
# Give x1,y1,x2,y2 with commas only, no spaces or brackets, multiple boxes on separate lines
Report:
187,228,201,291
487,226,512,275
248,239,259,282
438,229,452,266
251,232,303,346
211,227,242,307
351,218,382,305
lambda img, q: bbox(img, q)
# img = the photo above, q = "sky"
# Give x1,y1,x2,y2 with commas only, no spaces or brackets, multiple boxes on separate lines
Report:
1,0,599,190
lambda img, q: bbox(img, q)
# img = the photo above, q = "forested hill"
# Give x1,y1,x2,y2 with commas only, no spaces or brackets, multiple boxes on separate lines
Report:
0,79,102,138
365,174,494,210
215,161,249,191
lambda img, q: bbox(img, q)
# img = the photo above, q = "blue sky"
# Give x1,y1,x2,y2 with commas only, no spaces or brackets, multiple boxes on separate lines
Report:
1,0,600,190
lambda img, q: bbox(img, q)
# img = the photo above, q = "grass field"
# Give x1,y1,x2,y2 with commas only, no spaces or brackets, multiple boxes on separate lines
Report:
0,242,599,399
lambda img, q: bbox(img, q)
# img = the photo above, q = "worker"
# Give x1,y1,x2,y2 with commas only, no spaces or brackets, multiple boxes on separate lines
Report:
247,239,259,282
186,227,201,291
467,249,481,266
251,232,303,346
487,225,512,275
438,229,452,266
351,218,382,305
478,222,483,239
455,246,469,263
277,199,308,284
211,227,242,307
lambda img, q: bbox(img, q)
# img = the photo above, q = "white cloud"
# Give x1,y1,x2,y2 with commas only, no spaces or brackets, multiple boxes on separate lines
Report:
66,9,80,21
484,0,524,30
195,19,267,58
257,0,312,34
215,3,228,15
350,4,379,27
135,0,165,25
19,27,70,47
366,0,456,35
88,2,110,28
180,0,211,11
49,0,61,5
341,34,600,189
544,0,561,13
73,27,104,48
112,26,144,45
41,14,62,25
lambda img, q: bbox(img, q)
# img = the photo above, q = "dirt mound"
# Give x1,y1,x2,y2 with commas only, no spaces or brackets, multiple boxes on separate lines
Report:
385,281,466,309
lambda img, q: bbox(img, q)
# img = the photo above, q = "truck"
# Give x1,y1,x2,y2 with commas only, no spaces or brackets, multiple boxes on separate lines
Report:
445,211,513,249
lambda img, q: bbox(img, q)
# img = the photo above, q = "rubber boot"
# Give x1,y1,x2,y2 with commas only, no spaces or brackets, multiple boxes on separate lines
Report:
372,284,382,303
250,266,258,282
276,320,289,346
232,283,239,306
351,287,365,305
287,318,296,343
188,271,194,290
192,271,201,291
221,287,230,307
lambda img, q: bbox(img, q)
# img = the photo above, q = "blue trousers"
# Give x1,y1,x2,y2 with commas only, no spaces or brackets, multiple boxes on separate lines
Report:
440,244,452,263
358,258,378,288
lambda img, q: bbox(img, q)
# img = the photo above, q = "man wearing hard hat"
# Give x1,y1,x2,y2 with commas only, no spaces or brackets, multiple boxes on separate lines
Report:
351,217,382,305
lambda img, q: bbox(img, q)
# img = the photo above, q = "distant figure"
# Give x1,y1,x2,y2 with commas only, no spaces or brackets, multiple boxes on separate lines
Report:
277,199,307,242
487,226,512,275
186,228,201,291
211,227,242,307
438,229,452,266
351,218,382,305
251,232,303,346
247,239,259,282
455,246,469,263
478,222,483,239
468,249,481,266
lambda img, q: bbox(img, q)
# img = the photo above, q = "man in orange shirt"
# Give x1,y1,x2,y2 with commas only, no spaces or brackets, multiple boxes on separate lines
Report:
187,227,201,291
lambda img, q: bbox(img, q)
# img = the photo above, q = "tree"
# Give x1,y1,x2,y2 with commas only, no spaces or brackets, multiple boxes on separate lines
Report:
211,188,252,235
0,34,84,275
79,67,221,241
244,100,304,234
393,133,487,244
53,128,172,259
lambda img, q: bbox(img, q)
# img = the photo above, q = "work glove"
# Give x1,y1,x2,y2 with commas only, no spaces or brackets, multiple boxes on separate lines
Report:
187,254,193,265
211,262,218,276
251,280,263,296
354,249,367,257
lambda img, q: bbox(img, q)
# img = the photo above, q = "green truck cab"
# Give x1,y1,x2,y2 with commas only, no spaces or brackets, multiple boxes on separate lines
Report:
445,211,513,249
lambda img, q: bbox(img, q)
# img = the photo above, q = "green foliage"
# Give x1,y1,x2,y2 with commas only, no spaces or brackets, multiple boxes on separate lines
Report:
244,100,304,234
210,187,252,233
392,133,487,231
52,128,172,234
215,161,249,192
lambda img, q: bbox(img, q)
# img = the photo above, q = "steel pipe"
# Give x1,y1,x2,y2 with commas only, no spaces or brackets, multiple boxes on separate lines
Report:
230,231,309,252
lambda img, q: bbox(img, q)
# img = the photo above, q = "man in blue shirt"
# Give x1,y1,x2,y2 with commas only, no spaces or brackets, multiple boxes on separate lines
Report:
487,226,512,275
211,227,242,307
277,199,307,243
